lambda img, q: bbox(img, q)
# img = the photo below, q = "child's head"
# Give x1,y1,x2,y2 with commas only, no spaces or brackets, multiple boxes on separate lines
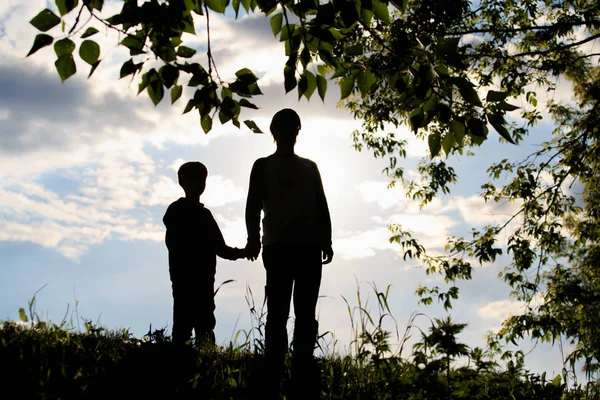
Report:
270,108,301,144
178,161,208,197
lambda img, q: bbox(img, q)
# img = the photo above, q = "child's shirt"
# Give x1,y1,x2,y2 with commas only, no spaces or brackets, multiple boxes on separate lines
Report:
163,198,241,282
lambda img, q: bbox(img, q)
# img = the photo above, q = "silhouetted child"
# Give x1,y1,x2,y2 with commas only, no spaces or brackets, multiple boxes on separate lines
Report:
163,161,246,347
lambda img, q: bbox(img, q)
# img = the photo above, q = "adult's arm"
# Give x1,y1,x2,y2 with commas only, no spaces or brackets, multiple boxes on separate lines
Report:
314,163,334,264
245,158,265,259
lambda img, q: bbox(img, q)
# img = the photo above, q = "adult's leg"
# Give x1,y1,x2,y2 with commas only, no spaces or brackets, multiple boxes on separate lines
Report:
290,245,323,399
292,245,322,359
262,243,294,398
263,244,295,359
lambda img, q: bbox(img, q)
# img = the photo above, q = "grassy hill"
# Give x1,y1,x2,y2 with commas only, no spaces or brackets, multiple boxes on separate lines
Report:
2,308,598,399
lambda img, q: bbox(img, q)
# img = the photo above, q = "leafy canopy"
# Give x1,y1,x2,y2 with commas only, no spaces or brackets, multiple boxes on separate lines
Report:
26,0,600,380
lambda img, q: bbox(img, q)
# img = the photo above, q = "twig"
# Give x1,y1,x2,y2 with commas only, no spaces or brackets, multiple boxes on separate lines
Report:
68,5,85,35
204,3,223,84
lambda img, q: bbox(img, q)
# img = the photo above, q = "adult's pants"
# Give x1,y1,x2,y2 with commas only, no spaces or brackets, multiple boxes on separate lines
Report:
262,243,323,363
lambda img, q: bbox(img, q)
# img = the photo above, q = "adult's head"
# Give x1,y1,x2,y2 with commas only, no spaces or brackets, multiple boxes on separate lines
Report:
270,108,301,145
178,161,208,197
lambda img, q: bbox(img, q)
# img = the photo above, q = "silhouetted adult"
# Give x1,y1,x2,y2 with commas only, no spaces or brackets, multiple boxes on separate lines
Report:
245,108,333,399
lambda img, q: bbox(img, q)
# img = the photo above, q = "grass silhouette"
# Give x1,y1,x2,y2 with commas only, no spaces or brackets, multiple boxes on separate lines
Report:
1,283,598,399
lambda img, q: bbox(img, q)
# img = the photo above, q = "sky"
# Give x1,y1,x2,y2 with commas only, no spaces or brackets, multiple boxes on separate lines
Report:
0,0,585,380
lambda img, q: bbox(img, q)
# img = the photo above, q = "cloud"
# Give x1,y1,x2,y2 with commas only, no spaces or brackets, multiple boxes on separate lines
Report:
447,195,522,226
389,213,459,249
0,159,248,260
476,294,544,324
334,209,459,260
334,227,397,259
357,180,448,214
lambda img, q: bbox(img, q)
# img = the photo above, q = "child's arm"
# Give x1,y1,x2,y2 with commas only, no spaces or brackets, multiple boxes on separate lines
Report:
207,211,245,260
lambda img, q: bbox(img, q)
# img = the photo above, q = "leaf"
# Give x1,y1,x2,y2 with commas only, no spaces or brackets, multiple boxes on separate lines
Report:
120,59,142,79
467,117,488,139
56,0,79,16
340,76,354,99
176,46,196,58
339,0,359,27
54,38,75,58
55,54,76,82
298,71,317,100
436,37,460,55
235,68,258,82
552,375,561,386
232,0,241,17
138,72,149,94
244,120,263,134
83,0,103,11
389,0,406,11
19,307,28,322
239,99,259,109
280,23,296,42
30,9,61,32
183,99,195,114
201,113,213,133
81,27,99,38
241,0,251,13
408,108,423,133
147,70,164,106
219,110,232,125
372,0,391,24
454,78,482,107
428,132,441,158
160,64,179,88
171,85,183,105
120,35,145,56
497,101,520,112
361,9,373,26
182,15,195,35
270,13,283,36
88,60,101,78
450,120,466,144
248,82,262,95
486,90,508,102
206,0,227,13
148,81,164,106
171,37,183,48
344,44,363,56
284,65,297,93
487,113,516,144
442,133,455,155
79,40,100,65
317,74,327,102
357,71,376,96
27,34,53,57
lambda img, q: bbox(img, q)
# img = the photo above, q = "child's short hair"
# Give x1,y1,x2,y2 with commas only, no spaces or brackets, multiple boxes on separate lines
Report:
270,108,301,142
178,161,208,185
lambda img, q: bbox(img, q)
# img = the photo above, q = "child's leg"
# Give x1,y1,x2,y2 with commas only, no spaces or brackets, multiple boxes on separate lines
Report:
192,277,216,347
172,284,194,345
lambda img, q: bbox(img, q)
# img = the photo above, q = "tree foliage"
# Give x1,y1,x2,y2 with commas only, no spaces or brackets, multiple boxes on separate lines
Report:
25,0,600,381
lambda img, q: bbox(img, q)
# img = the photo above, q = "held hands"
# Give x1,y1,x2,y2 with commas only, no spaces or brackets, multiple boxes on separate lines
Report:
244,239,261,261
